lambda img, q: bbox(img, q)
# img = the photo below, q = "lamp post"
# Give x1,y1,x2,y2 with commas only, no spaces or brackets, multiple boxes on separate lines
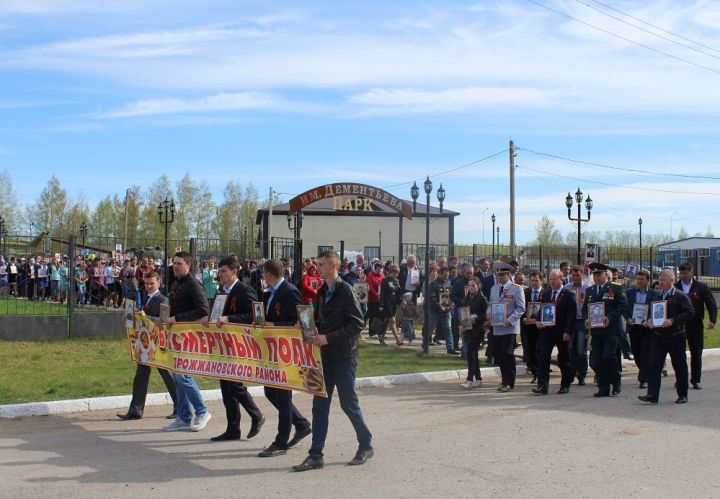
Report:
491,214,496,259
157,196,175,292
638,218,643,270
378,230,382,260
79,223,88,249
410,176,444,355
0,216,5,256
565,188,593,265
286,211,304,283
496,226,500,250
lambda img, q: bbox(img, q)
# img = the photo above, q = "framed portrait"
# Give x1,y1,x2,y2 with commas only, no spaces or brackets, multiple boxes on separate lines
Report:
297,304,317,342
588,302,605,328
353,282,369,303
123,298,135,328
526,302,542,321
491,302,508,326
311,280,319,290
159,303,170,324
464,285,470,297
651,300,667,328
625,263,638,278
584,243,598,264
210,294,227,322
440,292,451,308
540,303,556,326
632,303,649,325
459,306,472,329
93,267,102,278
252,301,266,326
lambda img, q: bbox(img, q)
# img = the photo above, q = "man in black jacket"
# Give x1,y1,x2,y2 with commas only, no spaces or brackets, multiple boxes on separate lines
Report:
202,255,265,442
640,269,695,404
293,250,372,472
258,259,312,457
675,261,717,389
117,271,177,420
160,252,212,432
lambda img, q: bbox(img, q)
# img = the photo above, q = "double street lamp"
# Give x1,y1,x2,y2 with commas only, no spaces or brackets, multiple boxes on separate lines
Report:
638,218,643,270
0,216,6,256
157,196,175,292
491,214,496,258
565,188,593,265
79,223,88,249
410,176,445,355
287,211,304,283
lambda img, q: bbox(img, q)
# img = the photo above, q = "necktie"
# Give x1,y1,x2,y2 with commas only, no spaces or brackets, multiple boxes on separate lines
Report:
532,290,538,302
551,291,557,302
498,286,503,298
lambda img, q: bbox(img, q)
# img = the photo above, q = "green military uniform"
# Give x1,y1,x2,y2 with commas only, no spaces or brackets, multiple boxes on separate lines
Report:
583,267,628,397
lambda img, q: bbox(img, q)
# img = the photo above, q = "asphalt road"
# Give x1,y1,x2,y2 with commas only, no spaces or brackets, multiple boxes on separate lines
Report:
2,357,720,498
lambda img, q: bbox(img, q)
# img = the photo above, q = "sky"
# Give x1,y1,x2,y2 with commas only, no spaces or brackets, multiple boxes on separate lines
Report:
1,0,720,244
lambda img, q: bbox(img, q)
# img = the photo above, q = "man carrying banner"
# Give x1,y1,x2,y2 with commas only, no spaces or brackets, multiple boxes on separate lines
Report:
160,251,212,432
258,259,312,457
202,254,265,442
293,250,373,472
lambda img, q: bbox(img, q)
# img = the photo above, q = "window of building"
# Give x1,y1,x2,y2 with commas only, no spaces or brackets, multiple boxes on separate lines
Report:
681,249,692,258
282,245,294,258
364,246,380,260
317,245,333,254
665,254,675,264
698,248,709,257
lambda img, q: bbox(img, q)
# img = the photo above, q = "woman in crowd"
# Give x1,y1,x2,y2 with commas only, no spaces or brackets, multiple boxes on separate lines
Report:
460,277,488,389
300,262,322,309
379,263,403,346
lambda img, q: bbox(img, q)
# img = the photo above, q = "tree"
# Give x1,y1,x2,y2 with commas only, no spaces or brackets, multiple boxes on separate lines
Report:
26,176,68,235
706,226,714,238
0,169,18,232
533,216,563,246
677,226,689,240
137,175,171,244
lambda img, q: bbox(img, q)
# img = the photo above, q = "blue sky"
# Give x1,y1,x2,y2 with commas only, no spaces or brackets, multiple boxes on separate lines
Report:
1,0,720,243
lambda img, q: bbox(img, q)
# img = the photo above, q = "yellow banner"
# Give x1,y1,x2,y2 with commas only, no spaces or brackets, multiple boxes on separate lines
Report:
126,313,327,397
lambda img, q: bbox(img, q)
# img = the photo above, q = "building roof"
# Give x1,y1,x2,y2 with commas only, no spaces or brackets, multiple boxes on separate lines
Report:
658,237,720,250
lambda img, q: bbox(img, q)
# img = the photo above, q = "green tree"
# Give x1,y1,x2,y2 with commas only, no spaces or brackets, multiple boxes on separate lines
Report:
533,215,563,246
26,175,68,235
0,169,18,232
677,226,689,240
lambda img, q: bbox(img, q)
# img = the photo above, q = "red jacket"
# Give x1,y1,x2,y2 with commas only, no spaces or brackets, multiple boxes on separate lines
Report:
301,272,323,304
365,270,385,304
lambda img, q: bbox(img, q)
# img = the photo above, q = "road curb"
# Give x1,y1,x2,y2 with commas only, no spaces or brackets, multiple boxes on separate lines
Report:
2,349,719,419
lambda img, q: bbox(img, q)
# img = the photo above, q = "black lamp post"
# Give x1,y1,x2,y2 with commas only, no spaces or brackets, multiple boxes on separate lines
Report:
638,217,643,270
287,211,304,283
157,196,175,292
79,222,88,249
496,226,500,249
566,188,593,265
0,216,5,256
491,214,496,259
411,176,445,355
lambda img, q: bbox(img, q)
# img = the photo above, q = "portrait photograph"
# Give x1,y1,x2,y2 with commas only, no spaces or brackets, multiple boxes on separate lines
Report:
625,263,638,278
124,298,135,328
210,294,227,322
652,300,667,327
252,301,265,326
460,306,472,329
632,303,649,324
589,302,605,328
440,292,451,308
491,302,508,326
353,282,369,303
297,304,317,342
526,302,542,321
540,303,556,326
584,243,598,263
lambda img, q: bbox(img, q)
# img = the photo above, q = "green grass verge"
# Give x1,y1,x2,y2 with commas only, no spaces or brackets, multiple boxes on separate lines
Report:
0,339,467,405
0,296,110,316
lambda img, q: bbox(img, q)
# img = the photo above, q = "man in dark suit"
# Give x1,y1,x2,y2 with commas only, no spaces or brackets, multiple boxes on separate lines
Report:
533,270,576,394
675,261,717,389
522,271,544,383
117,271,177,420
640,269,695,404
257,259,312,457
398,255,423,303
583,263,628,397
624,269,660,389
202,255,265,441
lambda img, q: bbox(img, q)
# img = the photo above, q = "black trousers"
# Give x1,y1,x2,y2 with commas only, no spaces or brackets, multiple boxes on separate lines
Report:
219,380,263,435
264,387,310,448
524,327,539,376
128,365,177,416
628,327,652,383
647,332,688,399
493,334,516,388
685,321,704,384
590,334,620,393
537,331,572,389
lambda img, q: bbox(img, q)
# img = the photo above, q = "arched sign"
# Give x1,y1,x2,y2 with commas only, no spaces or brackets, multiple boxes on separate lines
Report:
289,183,413,219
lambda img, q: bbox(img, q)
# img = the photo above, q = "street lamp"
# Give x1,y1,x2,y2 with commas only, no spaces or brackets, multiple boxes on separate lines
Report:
496,226,500,249
638,218,643,270
157,196,175,292
410,176,445,355
491,214,496,259
566,187,593,265
287,211,304,283
0,216,5,256
79,223,88,249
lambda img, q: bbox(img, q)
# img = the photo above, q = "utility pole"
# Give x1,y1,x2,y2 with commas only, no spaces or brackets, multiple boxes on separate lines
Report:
267,187,274,259
509,139,516,257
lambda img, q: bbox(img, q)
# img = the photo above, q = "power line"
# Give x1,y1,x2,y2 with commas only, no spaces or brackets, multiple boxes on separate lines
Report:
573,0,720,61
589,0,720,55
517,146,720,181
522,0,720,76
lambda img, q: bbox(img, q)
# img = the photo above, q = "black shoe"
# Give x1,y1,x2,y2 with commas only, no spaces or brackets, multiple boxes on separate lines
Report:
166,410,178,419
530,375,538,384
612,385,621,396
447,350,461,355
258,443,288,457
557,386,569,394
348,449,374,466
532,386,548,395
662,369,668,377
624,353,634,361
247,416,265,439
593,375,598,385
692,382,702,390
577,377,586,386
638,395,659,404
211,432,240,441
676,396,688,404
288,426,312,448
116,412,142,420
593,391,610,397
638,382,647,389
293,456,324,472
497,385,513,393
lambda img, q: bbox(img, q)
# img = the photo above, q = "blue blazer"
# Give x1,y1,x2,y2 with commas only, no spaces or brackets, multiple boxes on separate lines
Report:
264,280,304,326
481,274,497,300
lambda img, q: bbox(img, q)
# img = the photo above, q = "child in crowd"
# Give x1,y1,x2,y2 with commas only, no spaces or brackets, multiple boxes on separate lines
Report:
399,292,416,344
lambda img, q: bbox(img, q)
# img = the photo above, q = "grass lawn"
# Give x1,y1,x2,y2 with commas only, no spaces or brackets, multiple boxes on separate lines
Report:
0,338,468,405
0,296,103,316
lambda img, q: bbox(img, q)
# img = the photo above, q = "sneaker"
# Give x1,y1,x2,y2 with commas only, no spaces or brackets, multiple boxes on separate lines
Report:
460,381,473,389
162,419,192,432
472,380,483,388
190,412,212,432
